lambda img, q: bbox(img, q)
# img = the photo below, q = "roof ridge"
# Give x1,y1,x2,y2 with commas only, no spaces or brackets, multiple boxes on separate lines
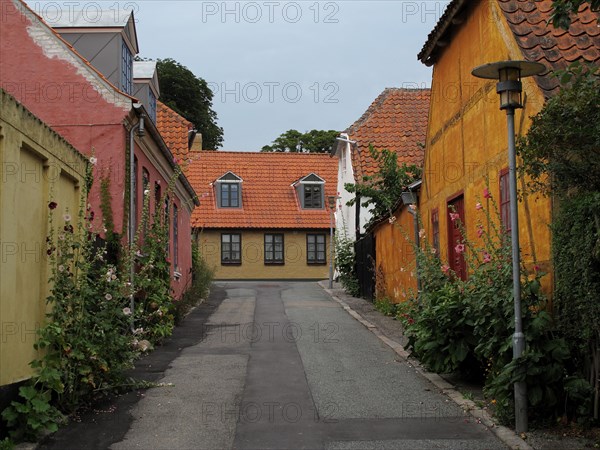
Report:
345,87,430,136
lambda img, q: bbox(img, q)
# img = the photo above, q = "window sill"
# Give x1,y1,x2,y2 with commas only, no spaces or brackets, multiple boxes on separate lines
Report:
307,261,327,266
264,261,285,266
221,261,241,266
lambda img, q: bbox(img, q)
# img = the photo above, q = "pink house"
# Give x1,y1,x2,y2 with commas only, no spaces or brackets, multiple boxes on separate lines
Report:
0,0,198,297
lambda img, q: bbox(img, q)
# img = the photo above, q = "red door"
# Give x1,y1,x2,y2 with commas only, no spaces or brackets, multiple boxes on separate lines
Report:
447,195,467,280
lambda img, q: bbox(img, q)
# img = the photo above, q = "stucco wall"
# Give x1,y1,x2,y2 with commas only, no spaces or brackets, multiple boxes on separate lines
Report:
373,209,418,302
197,229,331,280
0,90,88,387
420,0,552,286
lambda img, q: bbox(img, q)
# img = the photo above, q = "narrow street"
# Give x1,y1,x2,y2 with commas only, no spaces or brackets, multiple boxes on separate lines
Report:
42,281,506,449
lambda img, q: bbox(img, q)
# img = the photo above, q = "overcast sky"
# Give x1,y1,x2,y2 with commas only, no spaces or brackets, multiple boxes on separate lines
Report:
29,1,449,150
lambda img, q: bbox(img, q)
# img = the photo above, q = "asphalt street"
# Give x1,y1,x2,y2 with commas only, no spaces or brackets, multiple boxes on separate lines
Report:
41,281,507,449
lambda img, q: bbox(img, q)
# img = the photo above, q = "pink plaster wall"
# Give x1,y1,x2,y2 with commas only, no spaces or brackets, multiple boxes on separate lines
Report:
1,0,193,298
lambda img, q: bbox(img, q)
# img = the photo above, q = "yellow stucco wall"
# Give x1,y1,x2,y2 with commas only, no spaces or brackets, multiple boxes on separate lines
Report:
420,0,553,285
197,229,331,279
373,209,418,303
1,90,88,387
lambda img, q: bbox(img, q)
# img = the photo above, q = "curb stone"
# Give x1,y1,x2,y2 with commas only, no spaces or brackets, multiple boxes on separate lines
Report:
319,282,533,450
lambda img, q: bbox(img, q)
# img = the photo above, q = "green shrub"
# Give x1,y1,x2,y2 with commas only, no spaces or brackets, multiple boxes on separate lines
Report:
334,232,360,296
374,297,398,317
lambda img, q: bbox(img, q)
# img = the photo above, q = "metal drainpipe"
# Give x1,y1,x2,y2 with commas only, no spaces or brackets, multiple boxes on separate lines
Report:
407,207,422,296
129,114,144,332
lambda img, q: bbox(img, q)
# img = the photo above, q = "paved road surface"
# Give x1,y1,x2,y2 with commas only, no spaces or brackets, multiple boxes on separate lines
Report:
43,281,507,449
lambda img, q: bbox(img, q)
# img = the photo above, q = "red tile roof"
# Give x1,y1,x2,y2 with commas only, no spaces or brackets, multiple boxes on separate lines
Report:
157,101,193,158
185,151,338,229
497,0,600,97
418,0,600,98
345,88,430,178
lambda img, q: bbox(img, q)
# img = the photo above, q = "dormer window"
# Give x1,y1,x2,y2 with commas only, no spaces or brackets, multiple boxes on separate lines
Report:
216,172,243,208
121,41,133,94
296,173,325,209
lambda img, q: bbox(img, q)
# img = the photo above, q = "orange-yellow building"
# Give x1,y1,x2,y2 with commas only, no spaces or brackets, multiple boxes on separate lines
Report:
185,151,338,280
375,0,599,301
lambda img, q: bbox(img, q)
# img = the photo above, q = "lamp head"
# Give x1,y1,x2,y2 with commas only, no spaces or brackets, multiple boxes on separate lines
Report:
471,60,545,110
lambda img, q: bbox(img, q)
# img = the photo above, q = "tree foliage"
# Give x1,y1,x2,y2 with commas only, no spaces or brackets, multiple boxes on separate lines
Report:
156,58,223,150
345,145,422,225
550,0,600,30
518,61,600,421
518,62,600,195
261,129,339,153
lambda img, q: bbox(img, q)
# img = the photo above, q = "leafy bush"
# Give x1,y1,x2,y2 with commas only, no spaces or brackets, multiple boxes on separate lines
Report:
374,297,398,317
397,192,577,425
334,232,359,296
345,145,421,227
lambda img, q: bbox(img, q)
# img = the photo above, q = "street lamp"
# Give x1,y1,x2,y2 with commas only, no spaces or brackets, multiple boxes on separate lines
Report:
472,60,545,434
328,195,340,289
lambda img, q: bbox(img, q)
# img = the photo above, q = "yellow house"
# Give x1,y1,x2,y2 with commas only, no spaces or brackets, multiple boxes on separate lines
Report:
0,89,88,393
185,151,338,279
409,0,600,291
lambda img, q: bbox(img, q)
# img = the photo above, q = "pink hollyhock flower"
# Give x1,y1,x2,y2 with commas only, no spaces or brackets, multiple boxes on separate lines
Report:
455,243,465,254
441,264,450,274
534,265,541,272
483,187,491,199
449,212,460,222
476,202,483,210
482,252,492,263
477,227,484,238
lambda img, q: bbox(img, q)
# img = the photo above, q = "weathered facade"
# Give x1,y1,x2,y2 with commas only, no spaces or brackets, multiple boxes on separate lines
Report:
0,0,198,298
0,89,88,389
413,0,599,292
186,151,338,280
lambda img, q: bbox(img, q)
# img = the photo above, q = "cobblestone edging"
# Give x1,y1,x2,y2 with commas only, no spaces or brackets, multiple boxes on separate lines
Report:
319,282,533,450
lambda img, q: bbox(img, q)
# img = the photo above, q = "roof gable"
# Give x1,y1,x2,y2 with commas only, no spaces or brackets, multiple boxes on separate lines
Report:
344,88,430,179
298,173,325,183
40,9,139,53
185,151,338,229
419,0,600,98
217,171,243,182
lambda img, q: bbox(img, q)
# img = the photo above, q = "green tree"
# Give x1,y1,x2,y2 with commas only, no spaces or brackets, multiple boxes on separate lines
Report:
261,129,339,153
550,0,600,30
345,145,422,225
518,62,600,195
156,58,223,150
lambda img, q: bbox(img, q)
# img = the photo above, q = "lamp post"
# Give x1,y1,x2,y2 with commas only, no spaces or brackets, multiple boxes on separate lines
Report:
472,60,545,434
328,195,340,289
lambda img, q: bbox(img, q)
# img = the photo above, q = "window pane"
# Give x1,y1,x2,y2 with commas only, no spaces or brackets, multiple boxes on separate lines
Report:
232,251,240,261
232,234,240,243
274,235,283,244
222,234,230,243
265,235,273,243
275,251,283,260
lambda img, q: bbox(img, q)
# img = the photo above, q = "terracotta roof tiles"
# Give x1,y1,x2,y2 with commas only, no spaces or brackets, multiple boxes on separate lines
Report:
419,0,600,98
156,101,194,158
185,151,338,229
497,0,600,98
345,88,430,179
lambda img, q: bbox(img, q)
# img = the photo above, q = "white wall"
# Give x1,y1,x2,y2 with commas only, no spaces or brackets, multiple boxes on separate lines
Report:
334,134,373,242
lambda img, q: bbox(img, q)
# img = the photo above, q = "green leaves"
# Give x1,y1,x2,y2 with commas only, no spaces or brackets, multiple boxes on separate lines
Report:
156,58,223,150
261,129,339,153
345,145,422,227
